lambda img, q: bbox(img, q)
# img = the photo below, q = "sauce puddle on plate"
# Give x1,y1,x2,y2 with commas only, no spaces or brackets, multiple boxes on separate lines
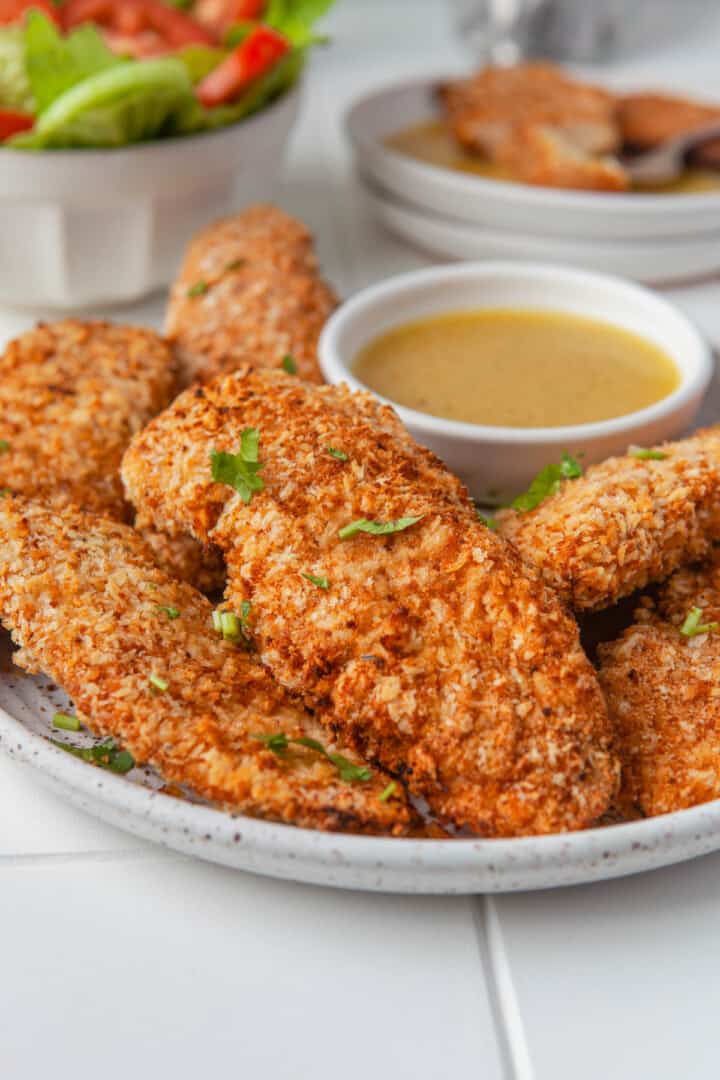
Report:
386,121,720,193
353,308,680,428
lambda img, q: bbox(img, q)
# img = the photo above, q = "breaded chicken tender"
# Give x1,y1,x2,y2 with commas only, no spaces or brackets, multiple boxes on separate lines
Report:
437,63,624,191
618,91,720,150
0,318,222,591
497,429,720,612
165,205,337,389
122,369,617,837
0,497,415,835
598,554,720,817
0,319,174,518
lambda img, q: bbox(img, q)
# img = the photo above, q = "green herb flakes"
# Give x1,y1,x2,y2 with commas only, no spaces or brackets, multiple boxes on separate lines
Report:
52,736,134,774
149,673,169,692
156,604,180,620
52,712,80,732
338,516,422,540
281,354,297,374
210,427,264,503
511,452,583,513
302,572,329,589
629,445,668,461
252,731,372,783
187,280,208,297
0,439,10,455
680,606,719,638
326,446,348,461
378,781,397,802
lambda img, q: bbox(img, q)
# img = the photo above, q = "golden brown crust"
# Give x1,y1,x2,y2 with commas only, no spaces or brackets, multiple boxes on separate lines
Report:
497,429,720,612
165,205,337,389
122,368,618,837
598,554,720,817
618,92,720,150
497,125,628,191
437,62,624,191
0,497,417,835
0,319,175,519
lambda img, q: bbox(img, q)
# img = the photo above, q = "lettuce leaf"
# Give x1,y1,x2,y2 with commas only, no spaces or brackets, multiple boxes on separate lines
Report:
265,0,335,45
12,58,195,148
176,44,227,84
24,11,123,115
0,26,34,112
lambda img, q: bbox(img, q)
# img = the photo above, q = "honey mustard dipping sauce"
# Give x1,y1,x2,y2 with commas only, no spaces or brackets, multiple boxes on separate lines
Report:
353,308,680,428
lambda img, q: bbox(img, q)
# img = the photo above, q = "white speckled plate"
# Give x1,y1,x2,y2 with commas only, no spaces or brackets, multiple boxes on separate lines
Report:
4,631,720,894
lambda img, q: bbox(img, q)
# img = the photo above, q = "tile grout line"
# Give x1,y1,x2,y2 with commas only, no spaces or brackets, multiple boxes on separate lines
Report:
0,848,190,869
472,896,536,1080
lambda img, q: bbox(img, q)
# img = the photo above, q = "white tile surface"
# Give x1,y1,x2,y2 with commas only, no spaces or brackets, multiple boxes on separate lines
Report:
1,859,503,1080
492,854,720,1079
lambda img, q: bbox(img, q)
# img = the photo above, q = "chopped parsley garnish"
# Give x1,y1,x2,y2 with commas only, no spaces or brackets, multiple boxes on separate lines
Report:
378,781,397,802
680,606,719,638
302,572,329,589
0,439,9,455
52,736,134,774
213,601,253,647
156,605,180,620
52,712,80,732
281,354,297,375
187,280,208,297
629,445,668,461
475,508,498,530
225,258,246,271
0,489,10,498
326,446,348,461
210,427,264,503
252,732,372,783
338,516,422,540
511,452,583,513
149,673,169,692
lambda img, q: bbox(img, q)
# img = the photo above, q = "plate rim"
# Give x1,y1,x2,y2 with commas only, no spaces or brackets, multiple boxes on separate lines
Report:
4,691,720,893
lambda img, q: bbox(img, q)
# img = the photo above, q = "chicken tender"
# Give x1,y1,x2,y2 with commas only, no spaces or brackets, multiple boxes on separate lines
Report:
0,318,222,591
598,554,720,817
0,496,415,835
0,319,174,518
122,369,617,837
437,63,624,191
618,91,720,150
165,205,337,389
497,429,720,612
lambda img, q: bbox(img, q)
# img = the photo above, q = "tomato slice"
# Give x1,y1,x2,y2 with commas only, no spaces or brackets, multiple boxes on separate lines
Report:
0,109,34,139
62,0,218,48
196,24,288,107
0,0,58,24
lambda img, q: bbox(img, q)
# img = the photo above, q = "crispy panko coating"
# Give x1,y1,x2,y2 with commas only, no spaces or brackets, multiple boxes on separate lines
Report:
618,91,720,150
0,318,221,591
497,124,628,191
437,62,624,191
165,205,337,389
122,368,617,837
598,554,720,817
0,319,175,518
497,429,720,612
0,497,416,835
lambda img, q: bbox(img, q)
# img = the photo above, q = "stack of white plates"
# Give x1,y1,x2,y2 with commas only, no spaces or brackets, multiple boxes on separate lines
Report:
346,78,720,285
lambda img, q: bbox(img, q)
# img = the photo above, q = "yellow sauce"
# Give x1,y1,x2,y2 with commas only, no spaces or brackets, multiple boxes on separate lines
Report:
385,120,720,194
353,308,680,428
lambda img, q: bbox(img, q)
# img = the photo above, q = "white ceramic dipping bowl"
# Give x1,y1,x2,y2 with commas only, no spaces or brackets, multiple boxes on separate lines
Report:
319,262,713,503
0,84,299,310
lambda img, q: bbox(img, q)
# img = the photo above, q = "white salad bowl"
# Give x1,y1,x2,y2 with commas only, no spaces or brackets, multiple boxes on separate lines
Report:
0,83,300,309
319,262,713,503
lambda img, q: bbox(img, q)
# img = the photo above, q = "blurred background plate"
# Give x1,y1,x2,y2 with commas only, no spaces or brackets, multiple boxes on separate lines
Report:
347,78,720,241
360,175,720,285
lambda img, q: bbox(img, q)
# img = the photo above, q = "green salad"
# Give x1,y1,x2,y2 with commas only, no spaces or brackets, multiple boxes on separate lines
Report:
0,0,334,149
